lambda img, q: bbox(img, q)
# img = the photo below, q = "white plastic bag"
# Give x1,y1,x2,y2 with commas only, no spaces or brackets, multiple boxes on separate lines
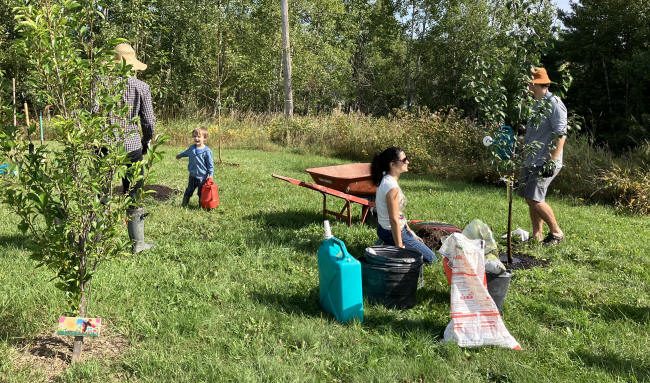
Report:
462,219,498,255
439,233,521,350
462,219,506,274
485,253,507,275
501,228,530,242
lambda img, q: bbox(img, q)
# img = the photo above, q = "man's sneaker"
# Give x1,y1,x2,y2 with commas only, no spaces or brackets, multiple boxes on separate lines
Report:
542,233,564,246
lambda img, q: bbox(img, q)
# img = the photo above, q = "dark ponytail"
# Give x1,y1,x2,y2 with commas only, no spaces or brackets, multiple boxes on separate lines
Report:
370,146,402,185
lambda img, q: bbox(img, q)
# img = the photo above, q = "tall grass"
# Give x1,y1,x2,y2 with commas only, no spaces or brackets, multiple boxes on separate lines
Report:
159,112,649,215
163,110,492,178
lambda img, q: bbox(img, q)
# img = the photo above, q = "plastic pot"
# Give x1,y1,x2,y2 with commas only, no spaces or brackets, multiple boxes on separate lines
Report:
486,271,512,315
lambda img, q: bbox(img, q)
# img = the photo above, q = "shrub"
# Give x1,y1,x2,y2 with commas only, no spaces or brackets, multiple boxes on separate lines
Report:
599,166,650,215
553,134,616,202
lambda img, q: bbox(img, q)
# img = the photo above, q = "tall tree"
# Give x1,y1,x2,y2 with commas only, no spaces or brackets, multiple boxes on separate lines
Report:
414,0,555,123
558,0,650,151
0,0,25,105
280,0,294,117
346,0,407,114
1,0,583,121
290,0,353,113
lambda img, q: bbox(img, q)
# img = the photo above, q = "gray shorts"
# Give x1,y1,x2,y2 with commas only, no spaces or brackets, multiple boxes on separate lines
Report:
517,166,561,202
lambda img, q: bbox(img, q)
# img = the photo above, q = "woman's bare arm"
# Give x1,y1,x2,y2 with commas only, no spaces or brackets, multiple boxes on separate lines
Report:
386,188,403,247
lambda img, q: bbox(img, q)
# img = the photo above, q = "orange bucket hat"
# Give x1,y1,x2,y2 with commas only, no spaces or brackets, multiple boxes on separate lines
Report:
531,67,552,84
114,43,147,71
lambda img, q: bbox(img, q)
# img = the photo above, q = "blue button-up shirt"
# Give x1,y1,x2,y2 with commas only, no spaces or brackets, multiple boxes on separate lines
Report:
177,145,214,180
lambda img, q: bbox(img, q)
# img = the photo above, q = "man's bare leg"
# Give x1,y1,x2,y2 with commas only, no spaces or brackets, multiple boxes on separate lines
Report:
527,199,563,238
527,201,545,241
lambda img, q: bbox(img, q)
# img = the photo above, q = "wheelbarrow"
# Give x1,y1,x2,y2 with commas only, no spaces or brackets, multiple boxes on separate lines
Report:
305,163,375,196
273,163,377,226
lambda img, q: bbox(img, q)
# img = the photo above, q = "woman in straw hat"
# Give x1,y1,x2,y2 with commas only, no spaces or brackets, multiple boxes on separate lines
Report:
114,43,155,253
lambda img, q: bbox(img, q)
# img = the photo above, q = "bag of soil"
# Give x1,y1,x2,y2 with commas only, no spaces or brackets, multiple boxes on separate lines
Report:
439,233,520,350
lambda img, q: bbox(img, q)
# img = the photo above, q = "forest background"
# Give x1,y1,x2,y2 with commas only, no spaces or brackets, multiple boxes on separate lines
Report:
1,0,649,213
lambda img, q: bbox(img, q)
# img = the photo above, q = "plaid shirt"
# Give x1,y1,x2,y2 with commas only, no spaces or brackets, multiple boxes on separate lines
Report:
119,77,155,153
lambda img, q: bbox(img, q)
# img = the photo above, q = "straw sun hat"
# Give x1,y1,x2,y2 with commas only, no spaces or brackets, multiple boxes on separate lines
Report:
114,43,147,71
530,67,552,85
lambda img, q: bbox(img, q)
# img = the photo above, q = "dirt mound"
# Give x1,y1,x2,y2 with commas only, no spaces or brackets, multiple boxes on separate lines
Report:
415,226,461,251
113,184,180,201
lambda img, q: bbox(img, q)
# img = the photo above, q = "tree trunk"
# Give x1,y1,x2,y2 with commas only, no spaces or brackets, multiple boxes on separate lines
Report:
216,27,223,164
405,0,417,109
71,258,87,363
506,178,513,264
12,78,17,127
601,56,613,115
280,0,294,118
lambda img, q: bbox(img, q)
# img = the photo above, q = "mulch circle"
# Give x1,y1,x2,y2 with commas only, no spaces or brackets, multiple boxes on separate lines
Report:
500,252,550,270
415,225,550,271
12,331,129,380
113,184,180,201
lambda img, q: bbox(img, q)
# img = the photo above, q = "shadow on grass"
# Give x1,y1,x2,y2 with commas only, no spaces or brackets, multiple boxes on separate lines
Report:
251,286,448,338
252,207,374,230
250,209,324,230
416,286,451,306
244,209,375,257
525,295,649,326
570,349,649,381
596,303,649,324
364,283,449,337
563,298,647,324
364,312,447,339
0,233,30,250
250,288,322,318
19,335,72,363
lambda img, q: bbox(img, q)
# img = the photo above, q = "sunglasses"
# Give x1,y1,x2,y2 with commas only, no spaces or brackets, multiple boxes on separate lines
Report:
395,156,409,163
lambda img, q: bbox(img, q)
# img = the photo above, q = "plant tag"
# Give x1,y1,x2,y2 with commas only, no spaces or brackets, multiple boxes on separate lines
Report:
56,316,102,337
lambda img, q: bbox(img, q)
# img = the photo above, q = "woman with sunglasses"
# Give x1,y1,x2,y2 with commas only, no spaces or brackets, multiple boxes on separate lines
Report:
371,147,437,263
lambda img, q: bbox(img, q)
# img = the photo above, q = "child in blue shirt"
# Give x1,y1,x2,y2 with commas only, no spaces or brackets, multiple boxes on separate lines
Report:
176,127,214,207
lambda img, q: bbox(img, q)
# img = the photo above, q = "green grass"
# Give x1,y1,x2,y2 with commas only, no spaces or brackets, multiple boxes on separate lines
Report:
1,147,649,382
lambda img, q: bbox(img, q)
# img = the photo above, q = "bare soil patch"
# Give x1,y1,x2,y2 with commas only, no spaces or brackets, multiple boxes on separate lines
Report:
12,328,129,381
113,184,180,201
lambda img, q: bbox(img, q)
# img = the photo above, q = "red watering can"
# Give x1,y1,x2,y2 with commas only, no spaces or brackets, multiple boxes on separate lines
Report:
200,177,219,210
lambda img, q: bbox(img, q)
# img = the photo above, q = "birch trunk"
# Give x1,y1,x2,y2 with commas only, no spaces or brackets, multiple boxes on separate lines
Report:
280,0,294,118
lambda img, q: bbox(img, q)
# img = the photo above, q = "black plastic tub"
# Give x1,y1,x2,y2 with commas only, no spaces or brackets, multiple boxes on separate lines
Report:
360,246,423,309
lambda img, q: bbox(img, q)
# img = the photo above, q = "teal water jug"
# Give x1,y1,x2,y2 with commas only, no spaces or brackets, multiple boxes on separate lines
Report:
317,221,364,323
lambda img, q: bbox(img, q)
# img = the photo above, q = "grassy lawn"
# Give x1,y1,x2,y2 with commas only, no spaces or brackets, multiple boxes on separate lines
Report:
1,147,648,382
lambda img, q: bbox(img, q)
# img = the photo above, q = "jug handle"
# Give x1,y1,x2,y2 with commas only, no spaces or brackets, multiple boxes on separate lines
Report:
331,237,349,260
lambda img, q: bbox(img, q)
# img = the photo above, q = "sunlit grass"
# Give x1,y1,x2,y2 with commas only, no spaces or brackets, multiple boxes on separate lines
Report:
1,147,648,382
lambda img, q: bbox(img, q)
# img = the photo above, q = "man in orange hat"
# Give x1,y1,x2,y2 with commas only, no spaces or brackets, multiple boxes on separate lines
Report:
114,42,155,253
518,67,567,246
